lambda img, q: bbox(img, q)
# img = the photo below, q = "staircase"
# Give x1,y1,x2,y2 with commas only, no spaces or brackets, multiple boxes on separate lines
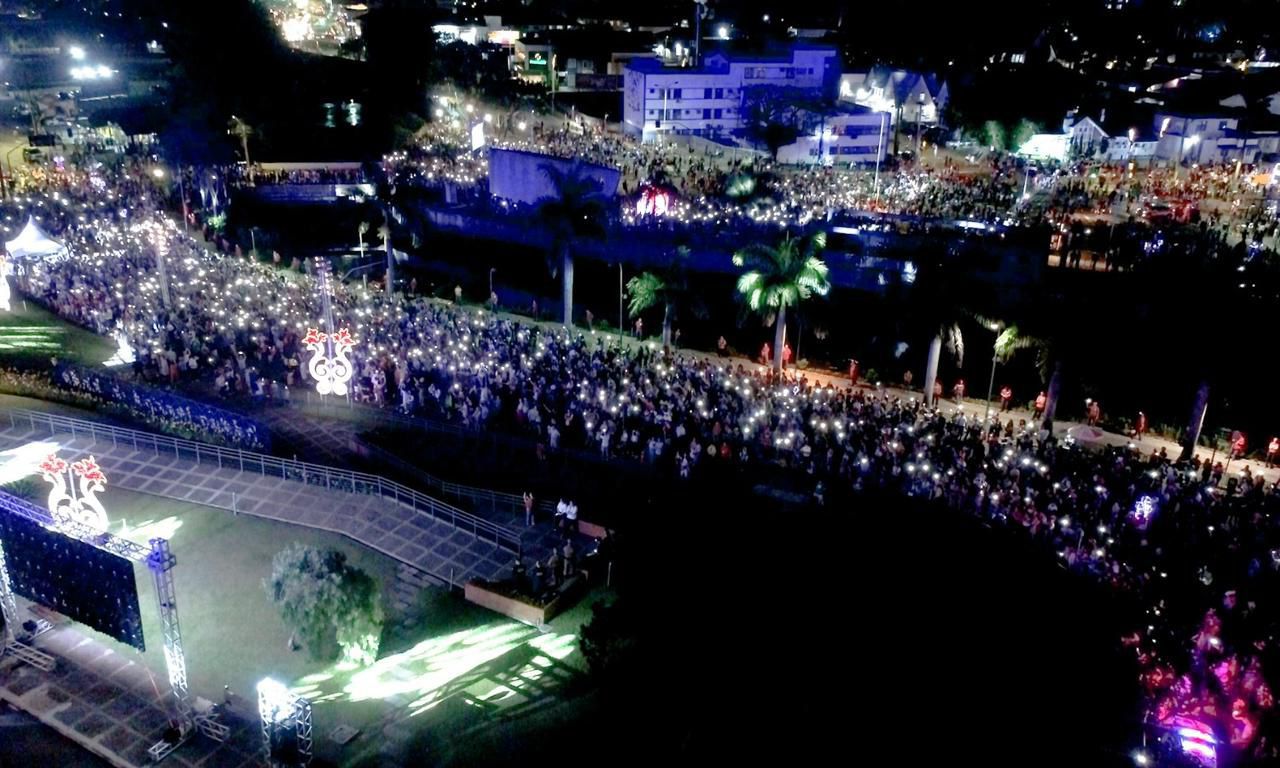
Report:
391,563,444,624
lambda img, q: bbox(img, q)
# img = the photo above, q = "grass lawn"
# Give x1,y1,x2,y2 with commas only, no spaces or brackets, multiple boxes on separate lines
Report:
0,298,114,369
27,484,588,766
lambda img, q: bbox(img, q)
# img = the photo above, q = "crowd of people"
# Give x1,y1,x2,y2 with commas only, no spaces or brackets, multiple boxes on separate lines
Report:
7,133,1280,763
389,116,1280,264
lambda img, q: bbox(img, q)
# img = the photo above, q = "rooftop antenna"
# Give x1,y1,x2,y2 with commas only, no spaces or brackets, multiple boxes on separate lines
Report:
693,0,708,67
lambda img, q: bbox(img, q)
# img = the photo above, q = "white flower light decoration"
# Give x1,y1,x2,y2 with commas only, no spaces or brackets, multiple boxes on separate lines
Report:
39,453,110,532
304,326,356,396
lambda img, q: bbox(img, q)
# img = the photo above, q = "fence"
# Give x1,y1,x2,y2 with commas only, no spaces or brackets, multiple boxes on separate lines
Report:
352,436,556,522
2,408,523,564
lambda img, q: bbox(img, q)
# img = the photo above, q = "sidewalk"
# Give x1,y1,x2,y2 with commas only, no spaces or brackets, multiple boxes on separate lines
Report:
1,622,261,768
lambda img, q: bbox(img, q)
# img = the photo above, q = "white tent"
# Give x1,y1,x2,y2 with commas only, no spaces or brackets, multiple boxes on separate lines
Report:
4,217,67,262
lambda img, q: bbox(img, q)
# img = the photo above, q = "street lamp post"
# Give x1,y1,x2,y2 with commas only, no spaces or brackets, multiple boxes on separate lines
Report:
618,263,624,341
983,348,999,427
4,144,25,199
915,92,926,155
872,112,886,205
1178,133,1200,180
982,321,1008,427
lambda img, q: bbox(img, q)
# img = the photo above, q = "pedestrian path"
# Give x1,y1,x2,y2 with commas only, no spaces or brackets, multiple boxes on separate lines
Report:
1,623,263,768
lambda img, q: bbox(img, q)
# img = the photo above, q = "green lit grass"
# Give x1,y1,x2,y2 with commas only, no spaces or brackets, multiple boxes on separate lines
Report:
0,299,114,368
20,483,586,765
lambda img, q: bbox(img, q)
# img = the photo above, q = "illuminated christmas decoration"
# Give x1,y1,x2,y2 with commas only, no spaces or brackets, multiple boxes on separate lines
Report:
103,327,136,367
1131,494,1157,529
304,327,356,396
39,453,110,532
307,262,357,397
635,186,672,217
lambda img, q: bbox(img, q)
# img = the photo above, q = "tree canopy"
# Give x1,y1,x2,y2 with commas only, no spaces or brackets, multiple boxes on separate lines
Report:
265,544,383,665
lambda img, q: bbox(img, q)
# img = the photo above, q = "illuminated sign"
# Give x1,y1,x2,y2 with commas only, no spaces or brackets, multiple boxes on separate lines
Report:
304,327,356,397
487,30,520,46
527,52,548,71
40,453,110,532
635,187,671,217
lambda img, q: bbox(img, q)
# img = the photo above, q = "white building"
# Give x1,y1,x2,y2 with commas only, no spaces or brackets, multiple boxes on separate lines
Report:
622,46,840,142
1147,112,1279,165
776,105,890,165
838,66,948,126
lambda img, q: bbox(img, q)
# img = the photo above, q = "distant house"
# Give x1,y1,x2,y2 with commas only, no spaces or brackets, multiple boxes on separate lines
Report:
623,45,841,142
1066,115,1109,158
776,104,890,166
1020,111,1158,165
839,66,948,126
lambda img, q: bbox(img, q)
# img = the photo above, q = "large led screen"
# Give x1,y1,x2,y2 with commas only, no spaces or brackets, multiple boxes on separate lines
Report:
0,512,145,651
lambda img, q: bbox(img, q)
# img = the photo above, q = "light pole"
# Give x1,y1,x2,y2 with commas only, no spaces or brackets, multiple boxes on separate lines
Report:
489,267,496,298
1178,133,1200,180
982,321,1009,427
693,0,707,67
915,92,925,156
618,263,624,341
872,111,886,205
4,144,24,199
1127,128,1136,180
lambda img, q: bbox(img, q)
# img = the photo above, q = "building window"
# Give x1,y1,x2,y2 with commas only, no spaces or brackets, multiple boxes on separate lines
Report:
673,88,682,99
714,108,723,119
744,67,756,78
703,108,711,119
786,67,795,78
715,88,723,99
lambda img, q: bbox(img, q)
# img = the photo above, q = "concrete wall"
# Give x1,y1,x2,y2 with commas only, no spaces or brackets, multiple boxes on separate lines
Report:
487,147,621,205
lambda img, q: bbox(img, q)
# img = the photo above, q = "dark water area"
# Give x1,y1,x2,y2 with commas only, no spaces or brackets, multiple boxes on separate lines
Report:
552,488,1142,768
226,196,382,258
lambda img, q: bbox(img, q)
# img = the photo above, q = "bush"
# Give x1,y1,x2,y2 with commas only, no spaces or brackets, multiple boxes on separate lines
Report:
579,597,638,681
264,544,384,665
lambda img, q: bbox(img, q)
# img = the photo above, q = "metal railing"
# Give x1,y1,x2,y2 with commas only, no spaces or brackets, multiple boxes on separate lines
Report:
353,437,556,521
2,408,522,556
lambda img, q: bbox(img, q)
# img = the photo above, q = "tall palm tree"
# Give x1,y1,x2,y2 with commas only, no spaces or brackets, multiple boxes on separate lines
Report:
626,246,703,347
974,317,1046,422
733,232,831,372
536,162,608,326
227,116,255,182
923,320,965,407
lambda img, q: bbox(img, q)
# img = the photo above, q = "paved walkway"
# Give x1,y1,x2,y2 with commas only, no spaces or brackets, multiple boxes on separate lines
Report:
0,415,529,587
1,622,263,768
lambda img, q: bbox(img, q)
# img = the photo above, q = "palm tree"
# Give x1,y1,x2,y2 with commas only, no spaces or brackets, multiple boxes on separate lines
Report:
536,162,608,326
227,116,255,182
974,317,1045,423
1180,380,1211,462
626,246,703,347
923,320,965,407
733,232,831,372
